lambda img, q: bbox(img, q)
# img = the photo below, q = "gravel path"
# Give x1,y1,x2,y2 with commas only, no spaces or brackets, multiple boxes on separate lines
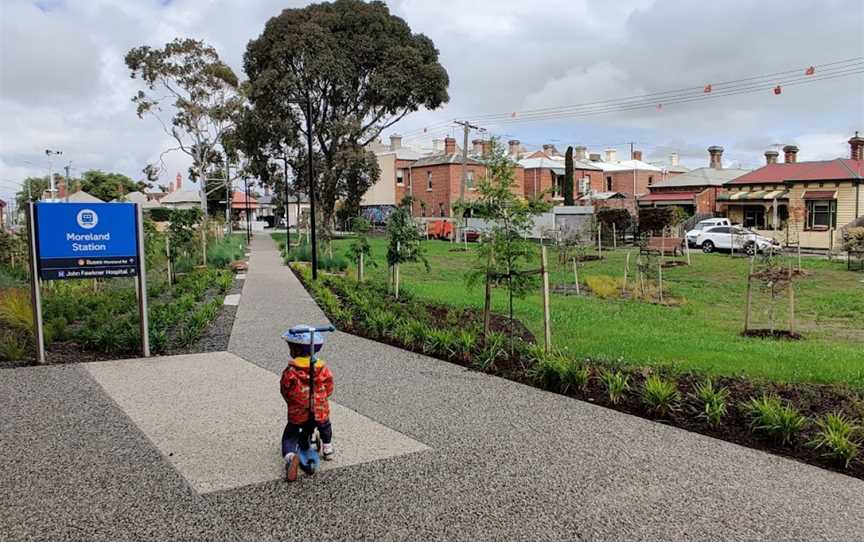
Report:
2,233,862,541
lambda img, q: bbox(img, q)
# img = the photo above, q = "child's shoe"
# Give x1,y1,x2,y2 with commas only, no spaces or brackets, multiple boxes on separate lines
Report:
285,453,299,482
322,442,335,461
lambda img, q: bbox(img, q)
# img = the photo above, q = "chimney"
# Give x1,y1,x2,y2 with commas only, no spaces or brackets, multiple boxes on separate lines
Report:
631,149,643,161
390,133,402,150
669,152,679,167
764,150,779,165
604,148,617,162
783,145,798,163
849,131,864,161
508,139,521,158
482,140,492,157
472,138,484,155
574,146,587,161
175,172,182,190
707,146,724,169
444,137,457,154
589,153,601,162
432,139,444,152
57,179,67,199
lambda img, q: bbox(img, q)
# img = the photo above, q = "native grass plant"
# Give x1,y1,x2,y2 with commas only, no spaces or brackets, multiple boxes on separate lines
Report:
742,394,808,445
585,275,623,300
692,378,730,427
0,330,28,361
424,328,457,358
642,375,681,416
808,412,862,468
600,370,631,405
473,331,508,371
0,288,34,334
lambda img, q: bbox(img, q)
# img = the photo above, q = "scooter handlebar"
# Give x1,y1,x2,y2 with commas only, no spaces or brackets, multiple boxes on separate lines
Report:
311,325,336,333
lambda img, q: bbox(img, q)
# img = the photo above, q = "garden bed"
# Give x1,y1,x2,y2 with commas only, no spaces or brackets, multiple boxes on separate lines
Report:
292,264,864,480
742,329,803,341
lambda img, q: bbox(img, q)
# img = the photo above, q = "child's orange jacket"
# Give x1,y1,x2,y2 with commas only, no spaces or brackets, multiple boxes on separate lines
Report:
280,357,334,425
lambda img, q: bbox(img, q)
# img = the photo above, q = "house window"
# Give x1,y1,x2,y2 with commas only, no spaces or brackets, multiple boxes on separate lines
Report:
396,169,404,185
605,176,613,192
426,172,433,191
553,174,565,198
806,200,836,230
648,176,654,186
439,202,445,217
466,171,475,190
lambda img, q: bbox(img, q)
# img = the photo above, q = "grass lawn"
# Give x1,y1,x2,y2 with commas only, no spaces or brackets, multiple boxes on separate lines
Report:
324,235,864,387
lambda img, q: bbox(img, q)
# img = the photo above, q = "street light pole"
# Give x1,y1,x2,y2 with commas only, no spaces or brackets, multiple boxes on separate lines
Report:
305,98,318,280
45,149,62,201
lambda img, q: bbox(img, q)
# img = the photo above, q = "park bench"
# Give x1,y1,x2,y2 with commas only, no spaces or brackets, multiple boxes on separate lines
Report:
641,236,684,257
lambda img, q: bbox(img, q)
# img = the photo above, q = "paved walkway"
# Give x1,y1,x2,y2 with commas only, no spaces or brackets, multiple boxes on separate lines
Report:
2,233,862,541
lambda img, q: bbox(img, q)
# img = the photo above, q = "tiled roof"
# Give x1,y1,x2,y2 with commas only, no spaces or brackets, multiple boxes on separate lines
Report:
639,191,700,202
161,190,201,204
411,153,485,168
650,167,750,189
231,191,258,208
728,159,863,184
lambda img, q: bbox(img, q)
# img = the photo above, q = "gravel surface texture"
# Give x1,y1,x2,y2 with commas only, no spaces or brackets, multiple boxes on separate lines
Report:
2,234,862,541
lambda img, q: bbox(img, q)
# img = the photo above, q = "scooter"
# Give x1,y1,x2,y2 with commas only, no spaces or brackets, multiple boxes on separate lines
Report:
295,324,336,475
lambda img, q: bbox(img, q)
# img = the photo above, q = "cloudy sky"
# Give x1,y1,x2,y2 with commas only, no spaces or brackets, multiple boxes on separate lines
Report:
1,0,863,204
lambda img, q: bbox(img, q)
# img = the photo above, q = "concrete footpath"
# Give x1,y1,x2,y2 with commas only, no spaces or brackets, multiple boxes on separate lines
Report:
1,233,862,541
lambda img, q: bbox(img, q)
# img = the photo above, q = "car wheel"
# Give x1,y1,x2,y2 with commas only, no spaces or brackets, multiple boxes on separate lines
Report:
744,242,756,256
702,240,714,253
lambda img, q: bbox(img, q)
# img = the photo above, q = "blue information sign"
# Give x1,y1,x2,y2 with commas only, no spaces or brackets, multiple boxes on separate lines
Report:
34,202,140,281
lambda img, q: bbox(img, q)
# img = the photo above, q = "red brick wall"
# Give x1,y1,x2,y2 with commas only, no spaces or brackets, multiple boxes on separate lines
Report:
394,159,415,202
523,168,556,199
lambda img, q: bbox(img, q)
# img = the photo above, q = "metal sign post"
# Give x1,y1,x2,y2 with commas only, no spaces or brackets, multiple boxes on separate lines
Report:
135,203,150,357
26,203,46,364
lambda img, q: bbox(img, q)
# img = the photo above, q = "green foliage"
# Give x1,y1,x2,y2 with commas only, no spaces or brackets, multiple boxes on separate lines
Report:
638,207,682,234
693,378,730,427
207,235,246,269
808,412,861,467
563,146,574,206
168,208,204,260
596,208,632,231
126,37,242,211
148,207,173,222
600,370,630,405
386,196,428,270
79,170,140,202
14,176,49,209
842,227,864,252
561,360,591,393
474,331,507,370
642,375,681,416
284,244,348,272
742,394,807,445
346,217,376,273
244,0,449,229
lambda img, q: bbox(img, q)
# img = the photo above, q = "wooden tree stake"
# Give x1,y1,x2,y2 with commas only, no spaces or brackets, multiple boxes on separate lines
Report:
788,267,795,334
744,256,755,333
572,257,580,295
622,251,630,296
358,252,364,282
612,222,617,249
541,245,552,353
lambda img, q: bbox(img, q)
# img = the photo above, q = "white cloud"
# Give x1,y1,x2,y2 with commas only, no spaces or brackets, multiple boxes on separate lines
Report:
0,0,861,201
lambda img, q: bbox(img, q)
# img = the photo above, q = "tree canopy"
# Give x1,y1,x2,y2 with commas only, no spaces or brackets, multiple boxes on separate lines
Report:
244,0,449,229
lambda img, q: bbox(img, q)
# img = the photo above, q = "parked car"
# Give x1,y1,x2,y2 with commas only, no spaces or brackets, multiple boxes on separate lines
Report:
695,225,780,255
685,218,731,247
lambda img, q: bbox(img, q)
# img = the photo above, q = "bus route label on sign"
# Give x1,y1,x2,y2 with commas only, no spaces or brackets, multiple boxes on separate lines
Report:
35,202,140,281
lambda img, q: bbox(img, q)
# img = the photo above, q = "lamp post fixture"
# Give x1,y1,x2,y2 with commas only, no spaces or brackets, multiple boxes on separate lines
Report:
45,149,62,201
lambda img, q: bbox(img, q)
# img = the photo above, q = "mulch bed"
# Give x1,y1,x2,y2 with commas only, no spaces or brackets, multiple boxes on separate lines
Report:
1,276,244,367
296,269,863,480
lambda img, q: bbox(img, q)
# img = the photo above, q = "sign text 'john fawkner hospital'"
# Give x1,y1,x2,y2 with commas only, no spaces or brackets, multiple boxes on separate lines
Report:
35,202,140,281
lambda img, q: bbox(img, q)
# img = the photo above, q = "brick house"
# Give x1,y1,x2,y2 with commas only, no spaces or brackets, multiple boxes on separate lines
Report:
577,148,671,214
518,149,603,203
720,134,864,250
406,137,524,217
364,134,428,222
639,146,749,216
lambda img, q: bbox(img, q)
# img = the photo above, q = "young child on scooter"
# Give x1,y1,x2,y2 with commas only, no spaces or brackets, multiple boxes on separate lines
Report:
280,325,335,482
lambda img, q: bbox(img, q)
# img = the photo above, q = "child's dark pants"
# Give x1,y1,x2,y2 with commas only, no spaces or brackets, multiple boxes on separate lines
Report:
281,419,332,457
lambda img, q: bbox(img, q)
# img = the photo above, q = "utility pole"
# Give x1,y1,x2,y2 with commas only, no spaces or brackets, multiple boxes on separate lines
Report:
454,120,480,242
45,149,62,201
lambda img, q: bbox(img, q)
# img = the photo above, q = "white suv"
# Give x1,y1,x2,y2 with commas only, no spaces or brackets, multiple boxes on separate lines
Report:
696,226,780,255
685,218,731,247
